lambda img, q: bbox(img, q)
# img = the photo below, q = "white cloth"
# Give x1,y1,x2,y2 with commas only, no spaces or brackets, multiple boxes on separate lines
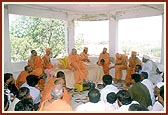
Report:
115,101,139,111
21,83,41,104
105,101,119,111
156,82,164,89
148,101,164,111
141,79,155,105
76,101,106,112
143,55,150,60
7,98,20,111
142,60,163,85
100,85,119,103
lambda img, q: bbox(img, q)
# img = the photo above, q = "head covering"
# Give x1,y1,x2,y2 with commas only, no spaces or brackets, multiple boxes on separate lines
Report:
84,47,88,50
156,82,164,89
131,51,137,56
103,48,107,51
143,54,150,60
157,64,164,72
115,53,121,59
46,48,51,53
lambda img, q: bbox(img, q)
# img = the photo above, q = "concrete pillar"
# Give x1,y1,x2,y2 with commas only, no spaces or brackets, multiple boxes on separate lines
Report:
67,17,75,54
160,14,164,65
109,16,118,57
3,6,13,73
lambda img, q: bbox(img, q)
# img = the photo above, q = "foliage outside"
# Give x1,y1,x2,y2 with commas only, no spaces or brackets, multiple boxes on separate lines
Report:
9,15,66,62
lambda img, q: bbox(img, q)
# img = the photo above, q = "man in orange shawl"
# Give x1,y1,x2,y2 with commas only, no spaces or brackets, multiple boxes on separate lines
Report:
15,65,33,89
28,50,44,89
39,71,72,108
97,48,111,75
80,47,90,62
42,48,53,69
113,53,128,83
68,48,88,84
42,48,53,82
125,51,141,86
39,84,73,111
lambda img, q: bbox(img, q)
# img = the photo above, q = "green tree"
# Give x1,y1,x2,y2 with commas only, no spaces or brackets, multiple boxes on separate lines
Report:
9,15,66,62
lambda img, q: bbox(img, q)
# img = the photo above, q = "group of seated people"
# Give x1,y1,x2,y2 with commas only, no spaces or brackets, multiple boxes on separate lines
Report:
3,47,165,111
4,72,164,111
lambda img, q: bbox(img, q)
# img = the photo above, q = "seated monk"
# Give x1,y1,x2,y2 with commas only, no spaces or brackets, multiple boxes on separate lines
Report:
42,48,53,70
68,48,88,84
97,48,111,75
38,84,73,111
125,51,141,86
39,71,72,109
80,47,90,63
110,53,128,83
28,50,44,89
42,48,54,82
15,65,33,89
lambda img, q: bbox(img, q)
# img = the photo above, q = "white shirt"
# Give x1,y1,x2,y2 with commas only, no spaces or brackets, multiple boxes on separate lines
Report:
115,101,139,111
100,85,119,103
141,79,155,105
7,98,20,111
105,101,119,111
21,83,41,104
142,60,163,85
148,101,164,111
76,101,106,112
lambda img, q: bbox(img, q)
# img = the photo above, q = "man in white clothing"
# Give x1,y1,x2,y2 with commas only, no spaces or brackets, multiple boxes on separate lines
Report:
76,89,105,112
140,72,155,105
148,86,164,111
21,75,41,111
142,55,163,85
100,74,119,103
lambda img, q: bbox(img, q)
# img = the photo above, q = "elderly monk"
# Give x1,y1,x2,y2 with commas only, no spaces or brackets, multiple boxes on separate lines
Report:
42,48,53,82
39,80,73,111
80,47,90,63
125,51,141,86
28,50,44,89
112,53,128,83
15,65,33,89
42,48,53,69
97,48,111,74
39,71,72,106
68,48,88,84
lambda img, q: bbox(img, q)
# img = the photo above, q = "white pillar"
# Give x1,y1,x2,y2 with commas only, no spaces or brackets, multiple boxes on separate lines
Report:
3,6,13,73
109,17,118,57
160,14,164,64
67,18,75,54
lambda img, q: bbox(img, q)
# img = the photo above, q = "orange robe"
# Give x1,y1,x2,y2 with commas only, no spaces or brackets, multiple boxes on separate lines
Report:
28,55,43,76
97,53,111,74
28,56,44,88
125,57,142,83
80,52,89,62
42,54,53,69
39,99,72,111
115,54,128,81
15,71,29,89
40,78,72,106
68,54,88,84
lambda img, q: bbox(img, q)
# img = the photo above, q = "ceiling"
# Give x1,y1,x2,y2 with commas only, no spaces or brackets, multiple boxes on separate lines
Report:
27,3,164,14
